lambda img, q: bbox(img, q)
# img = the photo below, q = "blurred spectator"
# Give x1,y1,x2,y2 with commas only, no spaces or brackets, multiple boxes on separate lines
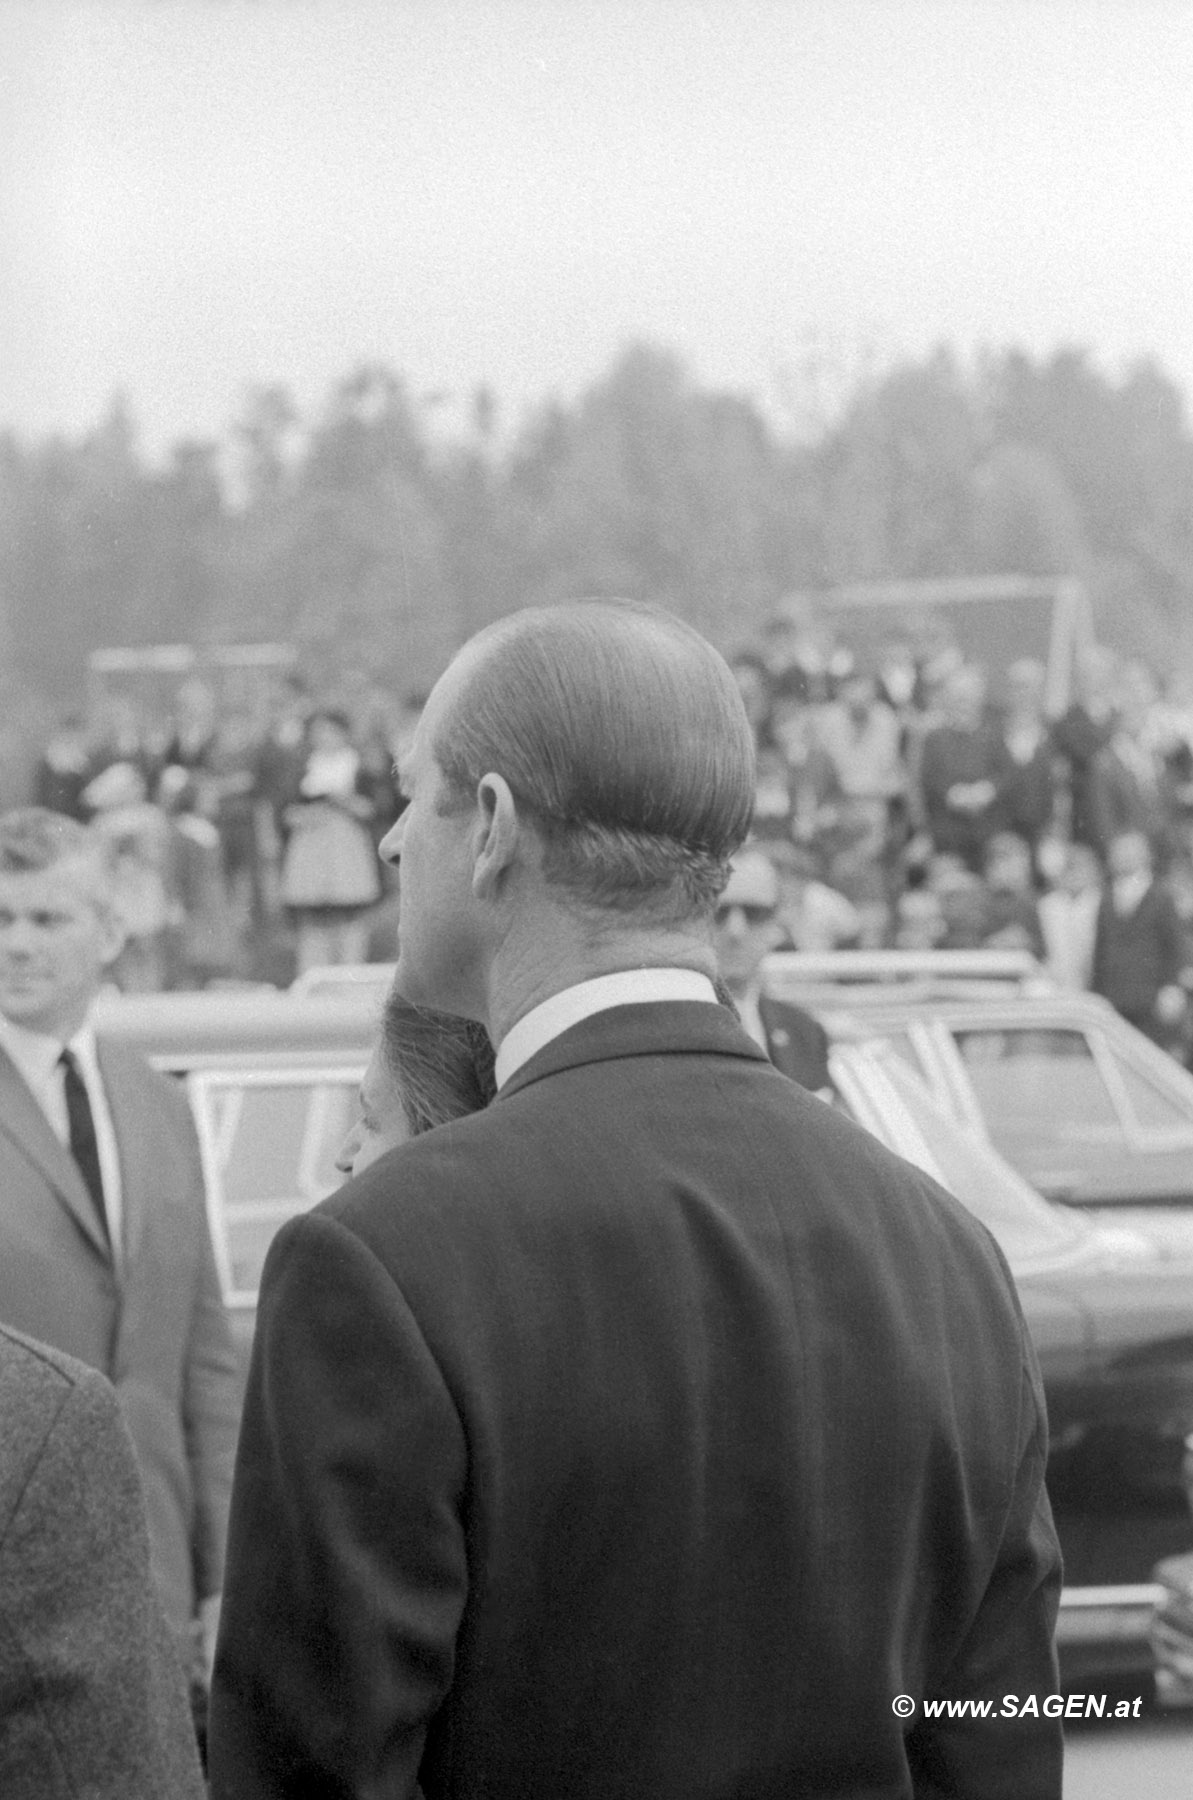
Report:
762,703,843,849
205,711,263,937
891,881,946,950
814,671,903,944
917,667,1011,870
33,715,94,821
252,674,312,905
978,832,1045,958
766,841,861,952
1092,828,1189,1050
998,659,1058,863
875,634,921,716
82,762,174,992
1039,842,1103,990
354,700,405,851
908,613,964,708
279,709,383,973
712,848,831,1091
88,694,162,795
163,679,218,777
728,651,772,745
1090,661,1174,861
1052,645,1119,853
928,854,990,950
760,603,852,703
158,770,240,989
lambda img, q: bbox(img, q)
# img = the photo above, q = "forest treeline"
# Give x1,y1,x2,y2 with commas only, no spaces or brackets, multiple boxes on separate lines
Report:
2,339,1192,715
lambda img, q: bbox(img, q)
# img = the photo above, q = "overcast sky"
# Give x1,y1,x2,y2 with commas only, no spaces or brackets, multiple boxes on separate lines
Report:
2,0,1191,456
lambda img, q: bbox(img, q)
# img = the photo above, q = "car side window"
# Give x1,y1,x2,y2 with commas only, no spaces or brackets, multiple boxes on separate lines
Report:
188,1069,364,1307
953,1028,1131,1196
1106,1052,1193,1136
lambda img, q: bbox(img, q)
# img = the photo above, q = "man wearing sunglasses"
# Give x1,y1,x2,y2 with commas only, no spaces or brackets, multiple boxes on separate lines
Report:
713,847,831,1093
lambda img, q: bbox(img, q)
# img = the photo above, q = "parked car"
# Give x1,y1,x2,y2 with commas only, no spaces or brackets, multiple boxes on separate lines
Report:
762,954,1193,1255
92,976,1193,1691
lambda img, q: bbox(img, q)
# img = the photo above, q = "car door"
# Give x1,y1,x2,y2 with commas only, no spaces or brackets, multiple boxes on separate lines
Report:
185,1062,366,1391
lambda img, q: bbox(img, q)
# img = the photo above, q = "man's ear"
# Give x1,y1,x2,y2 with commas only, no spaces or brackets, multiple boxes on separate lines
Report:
471,774,520,900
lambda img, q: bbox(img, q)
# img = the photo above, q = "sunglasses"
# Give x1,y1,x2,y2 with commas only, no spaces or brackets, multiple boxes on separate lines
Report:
714,901,777,927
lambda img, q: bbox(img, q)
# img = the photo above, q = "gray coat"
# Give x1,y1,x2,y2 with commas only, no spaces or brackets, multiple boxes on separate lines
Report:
0,1323,206,1797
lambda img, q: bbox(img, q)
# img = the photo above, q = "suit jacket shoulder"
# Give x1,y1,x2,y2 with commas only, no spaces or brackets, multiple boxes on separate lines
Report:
757,994,831,1090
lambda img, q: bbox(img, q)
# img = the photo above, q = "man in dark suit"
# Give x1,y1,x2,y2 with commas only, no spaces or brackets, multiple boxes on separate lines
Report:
1092,827,1189,1049
713,844,831,1091
0,1323,206,1798
211,601,1063,1798
0,809,239,1703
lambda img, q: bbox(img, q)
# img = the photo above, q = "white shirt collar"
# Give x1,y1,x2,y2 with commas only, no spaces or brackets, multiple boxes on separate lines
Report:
495,968,719,1090
0,1012,97,1095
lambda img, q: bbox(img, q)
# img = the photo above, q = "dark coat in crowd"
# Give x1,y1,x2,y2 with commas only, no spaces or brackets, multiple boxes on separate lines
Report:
999,732,1058,852
1092,880,1187,1041
1051,704,1117,852
0,1325,205,1799
1089,740,1174,862
918,721,1014,867
210,1000,1061,1800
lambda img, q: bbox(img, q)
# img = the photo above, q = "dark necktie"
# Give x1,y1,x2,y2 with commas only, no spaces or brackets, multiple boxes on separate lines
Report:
59,1048,109,1244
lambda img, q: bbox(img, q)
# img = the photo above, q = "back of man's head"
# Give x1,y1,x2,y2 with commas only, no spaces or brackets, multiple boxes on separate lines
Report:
432,601,756,922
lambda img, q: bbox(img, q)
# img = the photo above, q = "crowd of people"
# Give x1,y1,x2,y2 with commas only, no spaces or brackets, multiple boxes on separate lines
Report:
20,610,1193,1066
29,672,415,986
728,615,1193,1060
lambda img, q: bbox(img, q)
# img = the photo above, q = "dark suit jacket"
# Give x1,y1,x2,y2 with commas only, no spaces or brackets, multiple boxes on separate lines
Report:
0,1036,239,1637
211,1001,1062,1800
1092,882,1187,1032
757,992,831,1090
918,722,1014,865
0,1324,206,1799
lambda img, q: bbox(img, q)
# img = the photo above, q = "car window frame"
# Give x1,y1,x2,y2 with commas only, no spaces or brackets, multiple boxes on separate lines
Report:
187,1062,366,1310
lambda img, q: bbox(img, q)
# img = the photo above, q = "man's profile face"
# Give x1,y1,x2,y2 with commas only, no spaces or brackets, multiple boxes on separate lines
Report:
0,859,124,1038
378,660,483,1016
713,855,782,991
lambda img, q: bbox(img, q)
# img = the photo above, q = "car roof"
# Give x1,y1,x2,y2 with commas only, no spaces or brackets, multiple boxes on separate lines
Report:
93,984,378,1068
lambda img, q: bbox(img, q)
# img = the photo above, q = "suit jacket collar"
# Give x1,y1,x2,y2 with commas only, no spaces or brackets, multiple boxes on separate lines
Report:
497,999,769,1102
0,1042,110,1261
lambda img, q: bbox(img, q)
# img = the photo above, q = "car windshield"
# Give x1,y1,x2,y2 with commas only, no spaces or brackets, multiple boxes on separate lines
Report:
869,1050,1090,1269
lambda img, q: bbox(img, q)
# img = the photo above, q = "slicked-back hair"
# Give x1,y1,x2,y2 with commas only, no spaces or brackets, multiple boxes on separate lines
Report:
0,809,115,900
432,601,756,920
379,993,497,1138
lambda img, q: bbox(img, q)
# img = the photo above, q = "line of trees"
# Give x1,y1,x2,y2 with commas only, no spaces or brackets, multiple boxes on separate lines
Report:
3,339,1192,720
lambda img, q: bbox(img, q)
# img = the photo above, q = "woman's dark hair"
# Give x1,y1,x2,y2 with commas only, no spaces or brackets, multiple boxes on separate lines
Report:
380,992,497,1137
431,600,756,922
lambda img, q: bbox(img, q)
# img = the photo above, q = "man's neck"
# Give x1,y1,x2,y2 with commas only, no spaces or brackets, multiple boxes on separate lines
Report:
485,911,717,1051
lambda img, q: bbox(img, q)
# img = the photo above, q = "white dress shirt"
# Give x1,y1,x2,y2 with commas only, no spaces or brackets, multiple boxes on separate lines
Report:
494,968,719,1090
0,1013,124,1255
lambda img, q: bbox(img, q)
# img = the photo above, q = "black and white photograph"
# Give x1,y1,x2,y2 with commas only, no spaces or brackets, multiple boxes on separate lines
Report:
2,3,1193,1793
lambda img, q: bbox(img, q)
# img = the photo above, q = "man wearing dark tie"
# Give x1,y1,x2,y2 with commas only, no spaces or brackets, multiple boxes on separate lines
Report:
0,808,239,1713
212,600,1062,1799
